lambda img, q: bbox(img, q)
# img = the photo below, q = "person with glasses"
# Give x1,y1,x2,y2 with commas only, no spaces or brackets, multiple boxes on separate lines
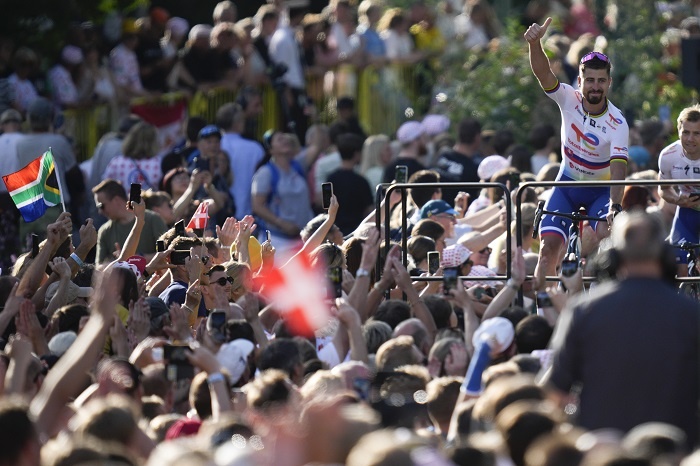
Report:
525,17,629,290
202,265,234,312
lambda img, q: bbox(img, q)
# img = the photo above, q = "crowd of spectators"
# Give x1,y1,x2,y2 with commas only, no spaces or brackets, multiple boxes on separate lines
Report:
0,1,699,466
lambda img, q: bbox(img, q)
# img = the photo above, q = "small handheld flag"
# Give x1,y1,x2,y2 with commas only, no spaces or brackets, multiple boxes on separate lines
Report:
187,201,209,230
2,150,63,222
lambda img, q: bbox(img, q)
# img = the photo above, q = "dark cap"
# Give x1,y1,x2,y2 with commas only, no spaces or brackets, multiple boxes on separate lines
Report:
198,124,222,140
145,297,170,321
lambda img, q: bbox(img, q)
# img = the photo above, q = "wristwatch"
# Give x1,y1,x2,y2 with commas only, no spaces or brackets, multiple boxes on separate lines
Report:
610,203,623,213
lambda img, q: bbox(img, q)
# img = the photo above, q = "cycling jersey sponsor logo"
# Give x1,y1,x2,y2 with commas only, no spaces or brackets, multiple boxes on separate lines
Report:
571,123,600,150
613,146,628,154
608,114,623,126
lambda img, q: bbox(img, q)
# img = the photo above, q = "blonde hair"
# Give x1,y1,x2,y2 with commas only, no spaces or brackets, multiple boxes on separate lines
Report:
122,122,159,160
360,134,390,175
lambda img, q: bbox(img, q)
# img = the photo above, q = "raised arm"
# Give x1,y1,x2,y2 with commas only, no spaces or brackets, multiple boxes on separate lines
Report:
30,268,122,440
113,199,146,264
17,213,71,298
524,17,557,91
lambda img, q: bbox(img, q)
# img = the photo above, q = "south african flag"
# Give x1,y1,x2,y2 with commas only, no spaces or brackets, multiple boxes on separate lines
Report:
2,150,62,222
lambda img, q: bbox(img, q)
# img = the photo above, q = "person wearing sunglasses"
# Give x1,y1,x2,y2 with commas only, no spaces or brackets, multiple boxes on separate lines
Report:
524,17,629,290
202,265,234,311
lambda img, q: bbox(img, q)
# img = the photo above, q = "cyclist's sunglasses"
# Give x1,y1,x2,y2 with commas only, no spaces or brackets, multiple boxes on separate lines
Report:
580,52,609,65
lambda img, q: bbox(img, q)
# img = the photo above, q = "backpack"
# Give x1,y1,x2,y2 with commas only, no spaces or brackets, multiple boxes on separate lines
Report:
256,160,305,236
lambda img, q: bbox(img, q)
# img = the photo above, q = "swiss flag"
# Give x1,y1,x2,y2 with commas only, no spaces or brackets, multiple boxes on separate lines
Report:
259,251,332,337
187,201,209,230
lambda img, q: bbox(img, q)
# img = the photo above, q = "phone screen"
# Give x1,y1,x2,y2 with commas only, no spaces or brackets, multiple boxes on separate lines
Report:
266,229,271,242
174,220,185,237
129,183,141,207
428,251,440,274
171,250,190,265
537,291,553,308
395,165,408,184
31,233,39,257
321,182,333,209
156,240,165,252
561,260,578,277
443,267,459,295
328,266,342,299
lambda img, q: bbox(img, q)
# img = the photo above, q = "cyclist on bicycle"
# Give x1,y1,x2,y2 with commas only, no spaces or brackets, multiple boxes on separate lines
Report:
524,18,629,289
658,104,700,276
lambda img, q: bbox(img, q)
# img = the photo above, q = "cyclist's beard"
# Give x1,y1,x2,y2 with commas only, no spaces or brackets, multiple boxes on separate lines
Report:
586,91,604,105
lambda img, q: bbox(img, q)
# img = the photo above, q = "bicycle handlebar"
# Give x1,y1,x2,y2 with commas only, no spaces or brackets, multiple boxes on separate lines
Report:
673,242,700,250
532,201,607,238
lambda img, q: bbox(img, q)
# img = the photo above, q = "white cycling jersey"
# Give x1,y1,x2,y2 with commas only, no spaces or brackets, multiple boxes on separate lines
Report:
545,80,629,181
658,140,700,197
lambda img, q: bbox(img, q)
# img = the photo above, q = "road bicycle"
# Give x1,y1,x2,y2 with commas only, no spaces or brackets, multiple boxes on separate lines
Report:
674,241,700,300
533,201,607,276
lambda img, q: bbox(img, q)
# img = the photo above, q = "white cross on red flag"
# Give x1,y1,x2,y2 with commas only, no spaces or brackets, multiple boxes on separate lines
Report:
187,201,209,230
259,251,331,337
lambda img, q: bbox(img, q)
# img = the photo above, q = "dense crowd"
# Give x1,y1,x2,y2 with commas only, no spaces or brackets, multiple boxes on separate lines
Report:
0,1,700,466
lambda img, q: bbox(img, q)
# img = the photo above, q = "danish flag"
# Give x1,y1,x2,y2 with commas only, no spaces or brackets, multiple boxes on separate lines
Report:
259,251,331,337
187,201,209,230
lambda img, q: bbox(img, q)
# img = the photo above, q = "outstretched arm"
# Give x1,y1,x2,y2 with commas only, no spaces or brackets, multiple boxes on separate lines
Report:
524,17,557,91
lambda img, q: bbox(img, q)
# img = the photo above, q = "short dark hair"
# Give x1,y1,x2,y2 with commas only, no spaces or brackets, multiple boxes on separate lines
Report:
528,124,556,151
92,179,127,201
493,129,515,155
170,236,203,251
411,219,445,242
374,300,411,329
457,118,482,145
337,133,365,161
408,170,440,208
515,316,553,354
579,55,611,75
423,295,453,329
0,399,36,466
257,338,302,378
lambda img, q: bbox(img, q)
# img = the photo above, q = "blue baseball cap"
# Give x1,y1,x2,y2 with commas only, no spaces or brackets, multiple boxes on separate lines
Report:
198,124,222,140
420,200,458,219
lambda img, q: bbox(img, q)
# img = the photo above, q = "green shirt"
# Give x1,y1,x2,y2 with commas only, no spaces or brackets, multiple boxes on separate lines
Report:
96,210,167,263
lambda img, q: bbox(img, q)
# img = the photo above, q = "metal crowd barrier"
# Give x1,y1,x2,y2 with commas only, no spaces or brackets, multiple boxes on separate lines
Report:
63,104,112,162
514,179,700,285
375,182,512,299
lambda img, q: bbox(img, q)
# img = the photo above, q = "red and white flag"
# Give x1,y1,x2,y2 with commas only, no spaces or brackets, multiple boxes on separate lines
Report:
187,201,209,230
259,251,331,337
